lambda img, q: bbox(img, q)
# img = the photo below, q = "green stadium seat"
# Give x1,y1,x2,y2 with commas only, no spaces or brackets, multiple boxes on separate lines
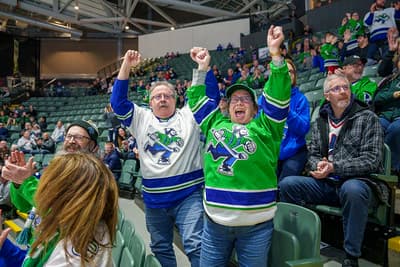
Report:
144,255,162,267
112,230,125,267
120,247,135,267
269,202,323,267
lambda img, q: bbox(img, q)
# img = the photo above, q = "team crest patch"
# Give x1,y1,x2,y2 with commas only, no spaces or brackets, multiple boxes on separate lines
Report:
144,128,184,165
206,125,256,176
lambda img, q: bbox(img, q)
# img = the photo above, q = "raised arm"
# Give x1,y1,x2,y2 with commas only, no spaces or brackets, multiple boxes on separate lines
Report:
187,47,220,129
110,50,141,127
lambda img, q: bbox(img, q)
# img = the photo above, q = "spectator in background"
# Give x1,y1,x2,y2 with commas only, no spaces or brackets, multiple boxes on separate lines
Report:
223,68,238,86
36,132,55,154
279,74,384,267
375,27,400,176
103,104,120,143
217,43,223,51
249,67,266,89
0,169,12,217
17,130,37,154
364,0,400,65
0,87,10,98
102,142,122,180
227,42,233,50
274,59,310,181
115,127,129,150
54,81,64,97
298,38,314,71
321,32,340,74
51,120,65,143
339,12,365,56
312,45,325,73
0,123,9,140
250,59,265,75
0,110,8,125
0,141,10,161
38,116,47,131
337,55,377,106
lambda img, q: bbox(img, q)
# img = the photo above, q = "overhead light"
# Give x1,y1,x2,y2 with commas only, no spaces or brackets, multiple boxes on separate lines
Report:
170,27,175,30
125,25,130,30
74,5,79,10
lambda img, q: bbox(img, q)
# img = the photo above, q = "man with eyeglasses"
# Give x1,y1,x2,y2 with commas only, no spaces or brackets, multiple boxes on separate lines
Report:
187,26,291,266
2,120,99,213
337,55,377,106
111,51,203,267
279,74,384,267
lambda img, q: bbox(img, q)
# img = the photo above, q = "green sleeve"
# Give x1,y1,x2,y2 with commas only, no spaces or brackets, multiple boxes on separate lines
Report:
374,83,397,106
10,176,38,213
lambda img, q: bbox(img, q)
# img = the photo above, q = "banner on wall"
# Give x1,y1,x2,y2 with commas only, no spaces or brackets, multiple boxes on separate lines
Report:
13,38,19,74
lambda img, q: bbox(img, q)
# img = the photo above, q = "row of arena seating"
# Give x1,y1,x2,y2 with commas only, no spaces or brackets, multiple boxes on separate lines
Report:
115,209,161,267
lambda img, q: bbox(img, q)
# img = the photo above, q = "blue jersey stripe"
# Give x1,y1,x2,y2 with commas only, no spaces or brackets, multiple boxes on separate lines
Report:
259,96,289,122
205,187,277,206
143,183,203,208
193,99,219,125
143,169,204,188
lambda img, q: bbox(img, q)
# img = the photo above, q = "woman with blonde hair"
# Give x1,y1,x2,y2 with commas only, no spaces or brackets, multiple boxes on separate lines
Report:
0,152,118,266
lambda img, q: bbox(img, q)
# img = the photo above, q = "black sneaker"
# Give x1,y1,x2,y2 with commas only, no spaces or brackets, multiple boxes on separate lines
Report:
342,258,359,267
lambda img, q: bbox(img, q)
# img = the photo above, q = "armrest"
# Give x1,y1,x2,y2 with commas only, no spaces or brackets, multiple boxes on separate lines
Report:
370,173,399,184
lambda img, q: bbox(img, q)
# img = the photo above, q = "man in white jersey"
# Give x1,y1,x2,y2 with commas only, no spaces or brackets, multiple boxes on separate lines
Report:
111,50,203,267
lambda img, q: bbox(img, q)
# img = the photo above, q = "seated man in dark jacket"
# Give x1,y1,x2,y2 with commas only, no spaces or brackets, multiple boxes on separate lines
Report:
279,73,384,267
103,142,122,180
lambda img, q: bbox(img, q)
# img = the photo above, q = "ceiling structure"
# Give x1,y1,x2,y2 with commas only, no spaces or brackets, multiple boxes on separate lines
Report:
0,0,295,39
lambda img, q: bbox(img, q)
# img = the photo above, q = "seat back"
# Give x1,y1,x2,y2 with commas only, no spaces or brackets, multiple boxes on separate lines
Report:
144,254,162,267
120,219,135,242
120,247,135,267
112,230,125,267
127,232,146,267
273,202,321,261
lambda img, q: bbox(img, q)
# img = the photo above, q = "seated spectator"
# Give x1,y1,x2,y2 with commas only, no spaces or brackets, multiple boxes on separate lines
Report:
250,59,265,74
102,142,122,180
0,170,12,217
0,110,8,125
226,42,233,50
17,130,37,154
0,141,10,161
36,132,56,154
31,123,42,140
27,104,37,118
218,97,228,117
375,27,400,175
0,123,9,140
279,73,384,267
0,87,10,98
54,81,65,97
311,45,325,73
274,59,310,181
223,68,238,86
115,127,129,150
298,38,314,70
51,120,65,143
168,68,177,80
337,55,377,106
249,67,266,89
235,69,251,87
217,43,223,51
38,116,47,131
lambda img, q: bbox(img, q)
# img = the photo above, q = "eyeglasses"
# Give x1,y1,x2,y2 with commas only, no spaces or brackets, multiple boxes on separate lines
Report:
151,93,175,101
65,134,90,142
230,95,253,104
328,84,350,93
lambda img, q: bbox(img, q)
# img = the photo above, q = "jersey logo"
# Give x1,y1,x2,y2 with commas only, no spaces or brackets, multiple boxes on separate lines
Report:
144,128,184,165
206,125,256,176
374,13,390,24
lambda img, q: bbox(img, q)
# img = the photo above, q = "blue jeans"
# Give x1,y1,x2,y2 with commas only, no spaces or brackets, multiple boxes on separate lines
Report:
145,189,203,267
277,146,308,181
200,216,273,267
279,176,375,257
379,117,400,172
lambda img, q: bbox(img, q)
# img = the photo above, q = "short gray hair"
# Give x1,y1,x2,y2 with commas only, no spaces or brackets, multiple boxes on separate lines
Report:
149,81,177,99
323,74,350,93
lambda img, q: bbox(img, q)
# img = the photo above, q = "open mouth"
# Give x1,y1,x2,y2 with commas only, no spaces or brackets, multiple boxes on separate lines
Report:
235,110,246,119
